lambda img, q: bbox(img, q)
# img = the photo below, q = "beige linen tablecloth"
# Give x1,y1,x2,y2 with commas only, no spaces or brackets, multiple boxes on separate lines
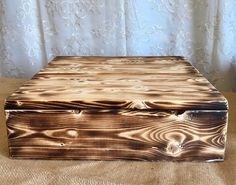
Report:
0,78,235,185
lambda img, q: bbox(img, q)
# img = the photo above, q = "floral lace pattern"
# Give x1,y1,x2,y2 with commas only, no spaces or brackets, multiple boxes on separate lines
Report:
0,0,236,91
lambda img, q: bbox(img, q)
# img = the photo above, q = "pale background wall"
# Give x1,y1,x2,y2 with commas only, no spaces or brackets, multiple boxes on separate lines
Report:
0,0,236,91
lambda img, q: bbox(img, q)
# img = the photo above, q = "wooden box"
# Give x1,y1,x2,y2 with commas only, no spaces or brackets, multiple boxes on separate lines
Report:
4,56,228,162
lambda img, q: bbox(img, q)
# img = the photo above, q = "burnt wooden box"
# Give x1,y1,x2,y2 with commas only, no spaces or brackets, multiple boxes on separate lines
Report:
4,56,228,162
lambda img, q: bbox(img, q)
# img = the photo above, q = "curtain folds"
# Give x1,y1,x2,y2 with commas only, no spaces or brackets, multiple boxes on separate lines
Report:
0,0,236,91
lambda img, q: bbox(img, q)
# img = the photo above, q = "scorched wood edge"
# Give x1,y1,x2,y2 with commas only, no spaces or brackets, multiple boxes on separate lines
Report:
4,56,228,161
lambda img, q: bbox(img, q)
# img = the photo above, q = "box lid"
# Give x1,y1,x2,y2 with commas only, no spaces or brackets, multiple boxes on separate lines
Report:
5,56,228,111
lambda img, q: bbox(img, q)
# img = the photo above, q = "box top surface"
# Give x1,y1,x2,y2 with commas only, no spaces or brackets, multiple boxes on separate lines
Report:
5,56,228,110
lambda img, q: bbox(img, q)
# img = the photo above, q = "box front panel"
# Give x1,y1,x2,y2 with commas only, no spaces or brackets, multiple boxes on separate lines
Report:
5,109,227,161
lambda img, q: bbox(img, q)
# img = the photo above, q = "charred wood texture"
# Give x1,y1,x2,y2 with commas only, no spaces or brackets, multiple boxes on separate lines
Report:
4,56,228,161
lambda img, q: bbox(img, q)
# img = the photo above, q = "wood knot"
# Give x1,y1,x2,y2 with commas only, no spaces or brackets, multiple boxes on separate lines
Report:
16,101,22,106
71,110,82,117
72,110,81,114
166,142,182,156
60,143,65,147
67,130,79,138
131,100,149,109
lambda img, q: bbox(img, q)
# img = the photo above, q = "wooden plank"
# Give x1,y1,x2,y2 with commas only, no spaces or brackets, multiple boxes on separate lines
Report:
5,56,228,110
6,109,227,161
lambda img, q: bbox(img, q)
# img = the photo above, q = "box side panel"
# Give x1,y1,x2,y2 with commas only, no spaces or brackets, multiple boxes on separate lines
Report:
5,109,228,161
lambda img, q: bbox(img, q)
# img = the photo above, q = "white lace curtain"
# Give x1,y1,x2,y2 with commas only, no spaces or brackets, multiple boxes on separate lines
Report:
0,0,236,91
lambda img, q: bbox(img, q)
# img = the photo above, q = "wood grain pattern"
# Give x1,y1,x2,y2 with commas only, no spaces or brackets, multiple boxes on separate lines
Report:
4,56,228,161
6,109,227,161
5,56,228,110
